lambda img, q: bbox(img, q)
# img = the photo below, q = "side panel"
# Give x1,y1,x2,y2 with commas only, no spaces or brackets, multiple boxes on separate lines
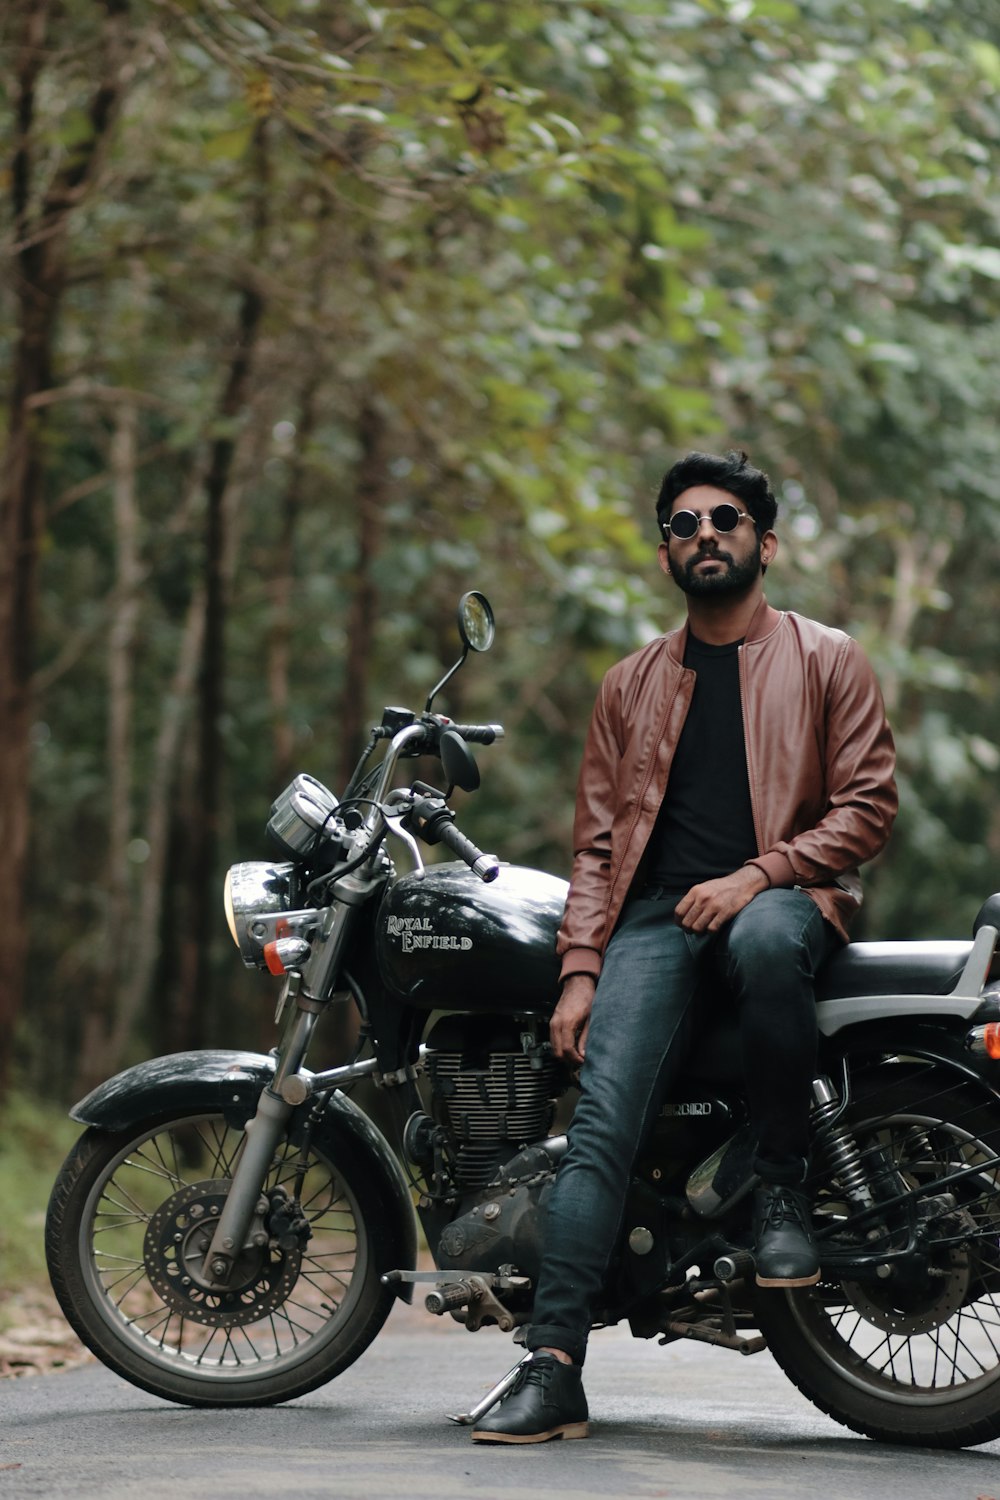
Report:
376,861,567,1014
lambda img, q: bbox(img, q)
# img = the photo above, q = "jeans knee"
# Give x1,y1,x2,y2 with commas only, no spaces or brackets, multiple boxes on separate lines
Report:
724,892,826,996
563,1110,641,1183
726,925,804,994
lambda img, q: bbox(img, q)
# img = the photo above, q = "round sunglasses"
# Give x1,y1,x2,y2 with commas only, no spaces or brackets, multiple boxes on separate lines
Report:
659,504,755,546
660,503,752,541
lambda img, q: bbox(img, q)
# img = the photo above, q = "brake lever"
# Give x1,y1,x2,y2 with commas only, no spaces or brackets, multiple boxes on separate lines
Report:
382,793,426,879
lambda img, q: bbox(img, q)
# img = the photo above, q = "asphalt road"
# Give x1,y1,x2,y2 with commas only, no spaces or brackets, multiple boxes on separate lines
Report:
3,1301,1000,1500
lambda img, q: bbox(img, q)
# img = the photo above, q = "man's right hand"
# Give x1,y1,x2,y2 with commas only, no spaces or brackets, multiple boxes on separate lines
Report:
549,974,597,1067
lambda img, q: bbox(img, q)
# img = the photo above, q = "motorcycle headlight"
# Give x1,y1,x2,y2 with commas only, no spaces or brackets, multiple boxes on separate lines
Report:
223,862,296,969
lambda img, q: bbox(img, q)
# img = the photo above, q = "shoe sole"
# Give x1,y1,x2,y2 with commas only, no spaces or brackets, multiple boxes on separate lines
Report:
471,1422,589,1444
755,1270,821,1288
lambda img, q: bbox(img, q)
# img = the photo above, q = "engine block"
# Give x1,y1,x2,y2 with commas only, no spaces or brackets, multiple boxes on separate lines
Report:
425,1018,557,1192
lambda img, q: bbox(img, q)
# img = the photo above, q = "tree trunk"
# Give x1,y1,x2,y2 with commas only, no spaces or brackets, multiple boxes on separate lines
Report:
170,127,269,1053
338,398,389,788
266,384,319,791
111,588,207,1073
0,0,131,1099
878,505,954,722
76,403,142,1093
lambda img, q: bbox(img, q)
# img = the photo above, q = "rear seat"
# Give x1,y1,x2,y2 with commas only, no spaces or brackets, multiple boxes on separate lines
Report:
817,941,973,1001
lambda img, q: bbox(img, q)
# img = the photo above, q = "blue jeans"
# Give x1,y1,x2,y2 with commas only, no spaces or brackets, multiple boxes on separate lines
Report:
526,887,837,1366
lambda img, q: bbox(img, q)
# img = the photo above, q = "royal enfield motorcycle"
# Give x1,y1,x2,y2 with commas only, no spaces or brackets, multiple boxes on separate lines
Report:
47,592,1000,1448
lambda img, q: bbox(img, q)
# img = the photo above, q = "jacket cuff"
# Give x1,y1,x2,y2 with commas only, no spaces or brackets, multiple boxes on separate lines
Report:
558,948,602,985
746,852,796,889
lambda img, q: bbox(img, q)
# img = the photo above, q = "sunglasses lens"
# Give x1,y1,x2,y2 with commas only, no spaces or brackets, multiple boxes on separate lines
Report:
711,504,741,533
669,510,698,540
667,505,743,539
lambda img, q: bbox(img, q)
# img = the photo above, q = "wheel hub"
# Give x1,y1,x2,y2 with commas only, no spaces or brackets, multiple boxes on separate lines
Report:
840,1244,971,1335
144,1179,302,1327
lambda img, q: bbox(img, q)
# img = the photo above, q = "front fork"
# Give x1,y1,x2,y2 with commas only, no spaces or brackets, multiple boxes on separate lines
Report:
203,893,364,1283
202,1003,322,1282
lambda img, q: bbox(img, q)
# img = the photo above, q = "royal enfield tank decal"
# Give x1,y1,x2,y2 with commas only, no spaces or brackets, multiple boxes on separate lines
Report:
386,915,473,953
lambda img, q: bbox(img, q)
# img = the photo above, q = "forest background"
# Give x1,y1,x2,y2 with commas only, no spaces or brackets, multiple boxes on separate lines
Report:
2,0,1000,1111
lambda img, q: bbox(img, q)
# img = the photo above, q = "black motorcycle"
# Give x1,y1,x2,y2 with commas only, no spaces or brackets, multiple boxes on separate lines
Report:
46,593,1000,1448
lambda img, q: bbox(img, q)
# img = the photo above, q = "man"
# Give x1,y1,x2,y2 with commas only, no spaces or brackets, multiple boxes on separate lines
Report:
472,449,897,1444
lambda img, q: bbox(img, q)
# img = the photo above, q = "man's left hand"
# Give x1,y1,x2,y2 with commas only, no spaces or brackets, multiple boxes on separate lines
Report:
675,865,770,934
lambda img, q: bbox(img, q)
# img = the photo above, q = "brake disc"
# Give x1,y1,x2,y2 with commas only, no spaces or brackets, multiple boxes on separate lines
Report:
840,1245,971,1335
144,1179,302,1327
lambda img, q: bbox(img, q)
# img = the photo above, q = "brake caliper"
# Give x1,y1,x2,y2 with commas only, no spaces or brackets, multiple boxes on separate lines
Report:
267,1184,313,1251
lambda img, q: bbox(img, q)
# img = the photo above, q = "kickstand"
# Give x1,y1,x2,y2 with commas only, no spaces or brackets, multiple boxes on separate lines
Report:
447,1353,533,1426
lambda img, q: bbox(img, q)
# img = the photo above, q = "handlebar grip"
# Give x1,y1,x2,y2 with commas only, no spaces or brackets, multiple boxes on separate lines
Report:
437,819,500,882
448,723,505,745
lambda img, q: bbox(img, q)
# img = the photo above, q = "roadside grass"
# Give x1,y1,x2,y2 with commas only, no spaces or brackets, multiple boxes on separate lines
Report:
0,1091,80,1333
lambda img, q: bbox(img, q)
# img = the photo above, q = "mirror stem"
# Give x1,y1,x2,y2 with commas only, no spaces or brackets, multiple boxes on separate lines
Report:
425,647,469,712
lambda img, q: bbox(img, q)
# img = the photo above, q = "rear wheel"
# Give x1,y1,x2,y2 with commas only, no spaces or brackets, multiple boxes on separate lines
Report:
46,1107,396,1406
756,1066,1000,1447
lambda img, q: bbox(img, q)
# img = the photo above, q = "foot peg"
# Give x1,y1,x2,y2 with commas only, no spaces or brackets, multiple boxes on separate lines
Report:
713,1249,755,1282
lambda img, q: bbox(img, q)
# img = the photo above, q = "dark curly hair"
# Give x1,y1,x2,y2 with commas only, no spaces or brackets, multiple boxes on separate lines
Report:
655,450,778,538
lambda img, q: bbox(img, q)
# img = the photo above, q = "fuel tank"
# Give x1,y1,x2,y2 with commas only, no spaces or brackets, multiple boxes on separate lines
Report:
375,861,567,1015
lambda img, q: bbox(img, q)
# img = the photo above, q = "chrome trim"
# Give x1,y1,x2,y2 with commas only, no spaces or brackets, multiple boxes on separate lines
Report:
952,924,998,996
964,1025,1000,1058
367,723,429,829
817,995,984,1037
287,1057,380,1098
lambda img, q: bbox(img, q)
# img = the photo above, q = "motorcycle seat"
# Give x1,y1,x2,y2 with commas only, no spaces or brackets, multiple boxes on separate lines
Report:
815,939,975,1002
686,940,977,1082
684,904,1000,1081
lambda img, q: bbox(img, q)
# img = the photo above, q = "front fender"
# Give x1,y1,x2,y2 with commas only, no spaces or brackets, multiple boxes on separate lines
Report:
70,1049,418,1302
70,1049,278,1131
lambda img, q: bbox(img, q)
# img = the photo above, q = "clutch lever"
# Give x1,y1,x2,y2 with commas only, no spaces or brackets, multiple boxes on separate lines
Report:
382,791,426,879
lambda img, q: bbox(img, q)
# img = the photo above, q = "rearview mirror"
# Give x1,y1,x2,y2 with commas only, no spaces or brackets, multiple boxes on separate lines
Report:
457,592,495,654
426,591,496,711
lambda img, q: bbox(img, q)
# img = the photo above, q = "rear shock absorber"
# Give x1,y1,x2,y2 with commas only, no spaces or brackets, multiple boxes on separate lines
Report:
810,1076,875,1210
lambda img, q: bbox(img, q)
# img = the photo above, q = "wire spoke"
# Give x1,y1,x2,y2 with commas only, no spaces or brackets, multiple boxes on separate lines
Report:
78,1112,372,1382
803,1093,1000,1401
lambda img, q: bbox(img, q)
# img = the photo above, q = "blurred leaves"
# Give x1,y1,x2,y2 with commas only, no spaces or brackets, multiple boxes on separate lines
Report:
1,0,999,1091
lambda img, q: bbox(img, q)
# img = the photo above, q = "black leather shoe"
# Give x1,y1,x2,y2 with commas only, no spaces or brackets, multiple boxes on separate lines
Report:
472,1354,589,1444
753,1183,821,1287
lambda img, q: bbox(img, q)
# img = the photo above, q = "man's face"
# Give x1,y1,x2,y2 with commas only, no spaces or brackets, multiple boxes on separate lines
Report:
660,484,768,598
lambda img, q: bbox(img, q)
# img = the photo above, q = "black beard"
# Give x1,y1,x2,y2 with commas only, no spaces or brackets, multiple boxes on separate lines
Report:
669,541,763,598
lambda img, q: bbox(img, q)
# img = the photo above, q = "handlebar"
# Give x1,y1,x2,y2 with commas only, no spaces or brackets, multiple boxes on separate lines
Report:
435,817,501,883
372,717,504,747
447,723,505,745
403,792,500,883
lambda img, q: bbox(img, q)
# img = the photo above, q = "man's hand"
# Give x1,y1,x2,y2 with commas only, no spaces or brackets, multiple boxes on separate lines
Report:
674,865,769,934
550,974,597,1067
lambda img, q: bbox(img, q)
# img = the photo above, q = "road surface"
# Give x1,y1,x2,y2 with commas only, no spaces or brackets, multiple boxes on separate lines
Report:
3,1301,1000,1499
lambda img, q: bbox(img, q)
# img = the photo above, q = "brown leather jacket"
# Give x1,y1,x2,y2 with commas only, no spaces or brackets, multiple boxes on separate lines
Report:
556,598,897,983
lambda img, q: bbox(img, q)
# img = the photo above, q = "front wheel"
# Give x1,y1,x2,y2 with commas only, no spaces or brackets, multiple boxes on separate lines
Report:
756,1065,1000,1448
46,1106,397,1406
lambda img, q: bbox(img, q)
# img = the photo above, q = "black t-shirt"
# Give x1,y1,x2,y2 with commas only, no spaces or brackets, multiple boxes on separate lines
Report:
645,633,759,890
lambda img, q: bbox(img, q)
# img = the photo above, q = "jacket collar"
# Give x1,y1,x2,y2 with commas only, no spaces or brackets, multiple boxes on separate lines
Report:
665,595,783,664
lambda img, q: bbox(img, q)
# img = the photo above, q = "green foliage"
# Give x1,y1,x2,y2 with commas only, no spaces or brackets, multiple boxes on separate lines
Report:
0,1094,80,1310
2,0,999,1097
